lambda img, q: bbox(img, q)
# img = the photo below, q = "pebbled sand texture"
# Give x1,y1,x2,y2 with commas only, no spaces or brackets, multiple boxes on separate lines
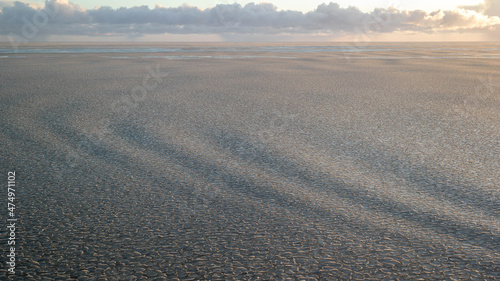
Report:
0,42,499,280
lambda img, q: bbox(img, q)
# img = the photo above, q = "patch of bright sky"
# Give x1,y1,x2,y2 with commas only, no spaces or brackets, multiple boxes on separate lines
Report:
57,0,484,12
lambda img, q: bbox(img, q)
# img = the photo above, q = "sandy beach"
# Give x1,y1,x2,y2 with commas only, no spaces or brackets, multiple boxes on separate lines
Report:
0,42,499,280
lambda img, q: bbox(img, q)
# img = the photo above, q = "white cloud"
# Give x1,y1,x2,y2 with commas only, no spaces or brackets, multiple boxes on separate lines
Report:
485,0,500,16
0,0,43,9
461,0,500,16
1,0,499,39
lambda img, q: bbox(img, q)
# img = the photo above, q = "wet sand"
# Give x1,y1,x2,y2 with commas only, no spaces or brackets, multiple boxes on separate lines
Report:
0,43,499,280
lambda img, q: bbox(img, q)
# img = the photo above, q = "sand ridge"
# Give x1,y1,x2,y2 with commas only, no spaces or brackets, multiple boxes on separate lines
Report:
0,42,499,280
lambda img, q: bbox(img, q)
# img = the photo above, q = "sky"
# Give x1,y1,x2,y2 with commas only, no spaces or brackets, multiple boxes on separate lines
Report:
0,0,499,42
31,0,486,13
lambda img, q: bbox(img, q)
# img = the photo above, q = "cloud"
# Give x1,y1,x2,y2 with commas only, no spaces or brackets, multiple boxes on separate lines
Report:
484,0,500,16
1,0,499,39
460,0,500,16
0,1,12,8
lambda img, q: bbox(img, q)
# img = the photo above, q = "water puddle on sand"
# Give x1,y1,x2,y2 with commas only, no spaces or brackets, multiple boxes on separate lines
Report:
0,44,498,59
0,55,27,58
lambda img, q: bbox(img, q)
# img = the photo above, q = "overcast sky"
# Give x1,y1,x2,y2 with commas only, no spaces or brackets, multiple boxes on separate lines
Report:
0,0,499,42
